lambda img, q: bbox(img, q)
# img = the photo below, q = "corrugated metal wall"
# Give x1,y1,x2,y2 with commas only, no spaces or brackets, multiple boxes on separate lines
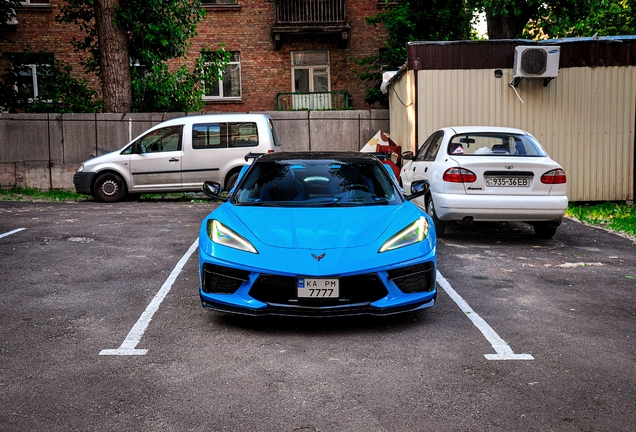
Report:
390,66,636,202
387,70,416,154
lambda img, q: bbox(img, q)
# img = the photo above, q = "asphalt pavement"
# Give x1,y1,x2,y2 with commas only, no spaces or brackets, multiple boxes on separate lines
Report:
0,200,634,431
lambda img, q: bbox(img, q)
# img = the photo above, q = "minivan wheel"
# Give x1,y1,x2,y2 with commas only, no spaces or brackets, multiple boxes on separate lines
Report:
426,197,446,237
94,173,126,202
225,171,240,191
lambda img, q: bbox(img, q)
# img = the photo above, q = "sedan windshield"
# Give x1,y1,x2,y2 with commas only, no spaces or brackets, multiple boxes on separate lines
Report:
448,133,548,157
234,158,402,206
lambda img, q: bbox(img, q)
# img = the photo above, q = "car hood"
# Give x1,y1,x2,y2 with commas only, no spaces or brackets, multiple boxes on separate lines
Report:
224,205,415,250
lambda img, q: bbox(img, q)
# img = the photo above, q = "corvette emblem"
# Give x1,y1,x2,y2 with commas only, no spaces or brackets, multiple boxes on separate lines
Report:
312,253,326,262
505,165,514,170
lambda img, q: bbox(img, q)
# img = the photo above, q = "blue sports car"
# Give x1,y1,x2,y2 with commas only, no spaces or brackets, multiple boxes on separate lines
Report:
198,151,437,317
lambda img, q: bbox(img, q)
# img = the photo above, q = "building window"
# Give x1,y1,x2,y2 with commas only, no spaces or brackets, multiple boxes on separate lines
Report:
12,55,54,101
291,51,331,109
203,52,241,100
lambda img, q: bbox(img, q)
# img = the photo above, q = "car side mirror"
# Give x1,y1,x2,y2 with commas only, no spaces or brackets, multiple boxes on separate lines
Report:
132,141,141,154
402,151,414,161
406,179,429,200
202,181,228,202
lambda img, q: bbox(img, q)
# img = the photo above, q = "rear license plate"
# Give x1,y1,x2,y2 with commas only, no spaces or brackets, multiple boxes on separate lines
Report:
486,176,530,187
297,278,339,298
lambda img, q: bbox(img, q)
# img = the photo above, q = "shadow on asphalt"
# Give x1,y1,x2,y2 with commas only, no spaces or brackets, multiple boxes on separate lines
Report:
207,308,437,335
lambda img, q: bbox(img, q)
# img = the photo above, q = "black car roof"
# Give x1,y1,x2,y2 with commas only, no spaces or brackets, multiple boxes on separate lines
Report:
256,151,379,162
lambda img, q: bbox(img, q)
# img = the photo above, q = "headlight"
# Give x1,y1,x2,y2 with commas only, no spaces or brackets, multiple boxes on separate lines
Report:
379,217,429,253
207,219,258,254
76,164,84,173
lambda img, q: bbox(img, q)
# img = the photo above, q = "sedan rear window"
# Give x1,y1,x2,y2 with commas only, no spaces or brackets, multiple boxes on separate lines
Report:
234,158,402,207
448,133,547,157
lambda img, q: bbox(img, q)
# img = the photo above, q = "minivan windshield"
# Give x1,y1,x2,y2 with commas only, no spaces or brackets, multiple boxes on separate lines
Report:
234,158,402,207
448,133,548,157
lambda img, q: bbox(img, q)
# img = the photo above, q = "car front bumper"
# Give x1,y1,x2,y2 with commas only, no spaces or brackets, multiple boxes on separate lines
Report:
73,172,95,195
199,255,437,317
433,192,568,222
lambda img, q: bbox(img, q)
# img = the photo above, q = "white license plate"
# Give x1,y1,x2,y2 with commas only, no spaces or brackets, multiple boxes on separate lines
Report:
486,176,530,187
297,278,339,298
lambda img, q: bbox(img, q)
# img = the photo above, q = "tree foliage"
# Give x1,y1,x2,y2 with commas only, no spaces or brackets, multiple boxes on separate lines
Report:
56,0,208,112
355,0,474,107
0,51,102,113
468,0,636,39
131,49,231,113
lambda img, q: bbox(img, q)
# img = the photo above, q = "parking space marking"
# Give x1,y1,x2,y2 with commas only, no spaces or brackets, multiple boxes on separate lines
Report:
0,228,26,239
437,271,534,361
100,239,199,356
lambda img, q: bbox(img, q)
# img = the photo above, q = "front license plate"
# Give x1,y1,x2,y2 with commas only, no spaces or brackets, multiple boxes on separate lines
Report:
486,176,530,187
297,278,340,298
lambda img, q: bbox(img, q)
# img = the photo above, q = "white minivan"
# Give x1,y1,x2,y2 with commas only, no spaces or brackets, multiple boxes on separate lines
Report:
74,114,280,202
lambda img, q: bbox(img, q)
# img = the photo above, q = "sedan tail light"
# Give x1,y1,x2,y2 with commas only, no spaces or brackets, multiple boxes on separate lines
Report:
541,168,567,184
443,167,477,183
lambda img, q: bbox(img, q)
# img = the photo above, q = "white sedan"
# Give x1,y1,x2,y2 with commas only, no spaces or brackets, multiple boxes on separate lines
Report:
400,126,568,239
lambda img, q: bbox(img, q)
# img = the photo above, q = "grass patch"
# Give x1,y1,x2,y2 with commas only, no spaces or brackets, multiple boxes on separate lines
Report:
566,202,636,237
0,186,89,202
0,186,210,203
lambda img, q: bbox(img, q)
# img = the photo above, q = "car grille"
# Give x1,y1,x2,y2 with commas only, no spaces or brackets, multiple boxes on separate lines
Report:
387,262,436,293
201,263,250,294
249,274,388,306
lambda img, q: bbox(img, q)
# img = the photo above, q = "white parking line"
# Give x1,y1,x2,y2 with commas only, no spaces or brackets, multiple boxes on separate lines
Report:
0,228,26,239
437,270,534,361
100,239,199,356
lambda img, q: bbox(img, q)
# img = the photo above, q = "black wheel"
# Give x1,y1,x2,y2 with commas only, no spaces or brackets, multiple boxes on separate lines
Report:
533,222,558,239
426,197,446,237
93,173,126,202
225,171,240,191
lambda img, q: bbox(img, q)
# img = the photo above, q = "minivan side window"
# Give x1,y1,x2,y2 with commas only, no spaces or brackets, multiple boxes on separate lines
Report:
193,122,259,149
229,122,258,147
193,123,227,149
138,126,183,153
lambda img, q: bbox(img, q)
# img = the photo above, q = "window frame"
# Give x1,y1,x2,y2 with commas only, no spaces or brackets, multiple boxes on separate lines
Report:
202,51,242,101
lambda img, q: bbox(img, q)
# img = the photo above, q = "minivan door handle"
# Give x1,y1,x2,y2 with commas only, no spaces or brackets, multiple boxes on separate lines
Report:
169,158,179,162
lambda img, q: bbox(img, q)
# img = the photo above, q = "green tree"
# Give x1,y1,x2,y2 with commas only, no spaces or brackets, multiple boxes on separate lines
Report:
0,51,102,113
355,0,473,106
57,0,208,113
131,49,231,113
469,0,636,39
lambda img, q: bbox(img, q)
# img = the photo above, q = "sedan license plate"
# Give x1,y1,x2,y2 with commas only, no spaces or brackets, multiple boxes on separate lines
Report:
486,176,530,187
297,278,339,298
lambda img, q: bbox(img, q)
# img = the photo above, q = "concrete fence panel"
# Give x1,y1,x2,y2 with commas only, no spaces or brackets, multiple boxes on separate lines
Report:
0,110,389,190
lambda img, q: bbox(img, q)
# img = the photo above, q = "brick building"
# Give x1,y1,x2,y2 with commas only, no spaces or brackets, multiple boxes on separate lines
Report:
1,0,388,112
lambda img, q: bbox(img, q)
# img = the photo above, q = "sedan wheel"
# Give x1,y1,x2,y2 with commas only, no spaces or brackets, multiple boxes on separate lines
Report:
94,173,126,202
532,221,559,239
427,197,446,237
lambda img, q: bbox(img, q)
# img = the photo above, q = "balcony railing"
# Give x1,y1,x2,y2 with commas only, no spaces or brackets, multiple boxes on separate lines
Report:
274,0,346,26
272,0,350,49
277,91,351,111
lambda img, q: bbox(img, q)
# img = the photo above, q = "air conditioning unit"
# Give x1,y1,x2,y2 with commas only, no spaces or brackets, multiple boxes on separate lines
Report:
513,46,560,78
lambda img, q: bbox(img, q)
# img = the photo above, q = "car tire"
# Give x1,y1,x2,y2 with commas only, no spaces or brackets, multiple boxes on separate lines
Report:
532,218,562,239
533,222,558,239
93,173,127,203
426,197,446,237
225,171,240,191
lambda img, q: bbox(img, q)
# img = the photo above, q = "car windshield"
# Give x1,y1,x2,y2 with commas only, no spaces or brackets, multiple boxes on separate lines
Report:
447,133,548,157
233,158,402,207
